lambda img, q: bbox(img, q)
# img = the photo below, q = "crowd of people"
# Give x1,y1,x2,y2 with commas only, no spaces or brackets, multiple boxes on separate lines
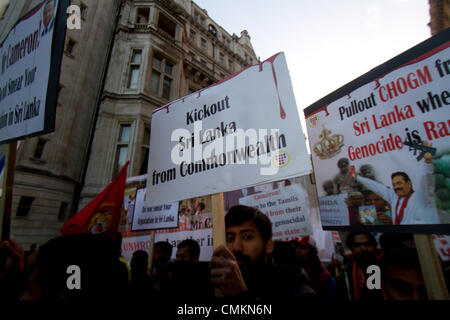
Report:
0,205,446,303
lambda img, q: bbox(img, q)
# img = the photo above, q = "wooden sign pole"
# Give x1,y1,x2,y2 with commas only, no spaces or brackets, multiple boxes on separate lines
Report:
211,193,225,249
0,141,16,242
147,230,155,275
211,192,225,297
414,234,449,300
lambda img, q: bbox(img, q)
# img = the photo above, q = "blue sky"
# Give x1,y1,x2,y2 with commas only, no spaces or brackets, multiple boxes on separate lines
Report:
194,0,431,133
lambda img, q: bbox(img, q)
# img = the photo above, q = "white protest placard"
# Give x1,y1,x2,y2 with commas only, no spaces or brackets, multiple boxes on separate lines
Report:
304,31,450,232
131,188,179,231
239,183,312,241
432,234,450,262
0,0,66,143
318,194,351,226
121,234,152,264
146,52,311,206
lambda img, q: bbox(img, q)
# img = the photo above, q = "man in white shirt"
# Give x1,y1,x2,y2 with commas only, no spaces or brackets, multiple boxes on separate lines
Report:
354,153,440,225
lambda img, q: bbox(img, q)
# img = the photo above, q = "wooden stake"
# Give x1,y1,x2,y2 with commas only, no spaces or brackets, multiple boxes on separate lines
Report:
147,231,155,275
211,192,225,297
414,234,449,300
0,141,16,242
211,193,225,249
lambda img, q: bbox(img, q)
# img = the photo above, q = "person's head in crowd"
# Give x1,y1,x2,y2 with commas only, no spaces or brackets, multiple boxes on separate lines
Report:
345,232,378,267
24,234,128,302
225,205,274,272
364,191,388,211
176,239,200,263
379,233,415,255
153,241,172,269
195,202,206,214
292,236,318,263
130,250,148,278
381,247,427,300
322,180,336,196
359,164,376,180
337,158,350,174
391,172,413,198
348,191,364,208
43,0,55,27
272,241,299,268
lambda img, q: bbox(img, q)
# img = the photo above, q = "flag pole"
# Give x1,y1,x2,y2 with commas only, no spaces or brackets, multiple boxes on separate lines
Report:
414,234,449,300
0,141,17,242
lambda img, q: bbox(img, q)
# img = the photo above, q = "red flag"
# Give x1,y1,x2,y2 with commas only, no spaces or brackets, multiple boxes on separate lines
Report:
61,161,129,238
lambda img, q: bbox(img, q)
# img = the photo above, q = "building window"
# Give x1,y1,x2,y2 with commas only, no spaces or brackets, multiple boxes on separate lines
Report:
189,29,196,42
80,2,87,20
58,202,69,221
228,59,233,70
219,52,224,64
66,39,76,55
200,38,207,50
127,49,142,89
115,124,131,175
17,196,34,217
139,126,150,175
34,139,46,159
157,11,176,38
136,7,149,24
150,54,174,99
208,24,217,37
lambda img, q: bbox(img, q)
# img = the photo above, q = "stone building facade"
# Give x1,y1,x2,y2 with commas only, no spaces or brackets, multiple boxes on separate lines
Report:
429,0,450,35
1,0,122,248
1,0,257,248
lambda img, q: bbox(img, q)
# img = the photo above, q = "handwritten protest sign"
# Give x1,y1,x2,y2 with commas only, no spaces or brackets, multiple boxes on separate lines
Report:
0,0,66,143
146,52,311,206
131,188,179,231
239,183,312,241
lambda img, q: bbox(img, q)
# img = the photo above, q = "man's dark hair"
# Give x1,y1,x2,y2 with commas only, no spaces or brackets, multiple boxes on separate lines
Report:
225,205,272,244
345,232,377,250
391,171,410,183
154,241,173,257
381,247,422,281
177,239,200,260
36,234,128,302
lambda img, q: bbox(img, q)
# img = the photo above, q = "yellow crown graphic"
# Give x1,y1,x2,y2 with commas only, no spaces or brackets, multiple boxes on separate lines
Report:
313,128,344,159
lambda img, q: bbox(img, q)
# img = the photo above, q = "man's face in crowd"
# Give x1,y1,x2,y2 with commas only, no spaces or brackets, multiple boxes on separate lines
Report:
295,243,311,261
383,266,427,300
392,175,412,198
338,159,349,174
323,182,335,195
226,220,273,272
153,247,169,266
366,193,387,211
360,165,375,179
43,1,54,27
176,247,196,262
351,234,377,265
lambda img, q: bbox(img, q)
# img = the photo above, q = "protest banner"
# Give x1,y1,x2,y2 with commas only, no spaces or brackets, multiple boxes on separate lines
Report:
224,176,335,262
304,28,450,234
154,195,213,261
432,234,450,262
121,234,152,264
239,183,312,241
146,52,311,207
131,188,179,231
0,0,68,143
